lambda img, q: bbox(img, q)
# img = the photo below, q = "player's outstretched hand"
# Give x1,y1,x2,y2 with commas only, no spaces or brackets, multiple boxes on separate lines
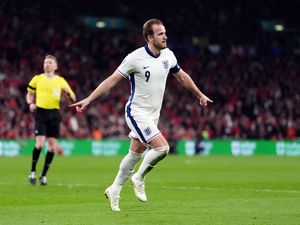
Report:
69,98,90,112
198,94,213,106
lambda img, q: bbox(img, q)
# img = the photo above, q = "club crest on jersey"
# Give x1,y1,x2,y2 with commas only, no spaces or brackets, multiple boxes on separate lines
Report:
162,60,169,69
144,127,152,136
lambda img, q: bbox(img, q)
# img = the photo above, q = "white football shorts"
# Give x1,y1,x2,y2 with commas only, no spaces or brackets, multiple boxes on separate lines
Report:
125,115,161,144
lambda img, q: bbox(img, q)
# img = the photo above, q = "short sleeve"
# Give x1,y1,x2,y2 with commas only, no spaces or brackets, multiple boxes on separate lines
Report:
169,50,181,74
117,53,135,78
27,75,39,93
60,77,75,97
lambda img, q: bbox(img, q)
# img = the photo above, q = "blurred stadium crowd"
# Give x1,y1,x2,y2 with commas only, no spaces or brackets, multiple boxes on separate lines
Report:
0,0,299,140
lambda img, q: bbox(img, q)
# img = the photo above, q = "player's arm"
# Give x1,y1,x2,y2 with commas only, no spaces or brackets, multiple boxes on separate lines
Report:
63,89,76,103
26,92,36,112
62,80,76,103
26,75,38,112
173,69,213,106
70,70,123,112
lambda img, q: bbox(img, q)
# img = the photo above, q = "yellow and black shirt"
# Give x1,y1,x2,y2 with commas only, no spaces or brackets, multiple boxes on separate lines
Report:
27,73,75,109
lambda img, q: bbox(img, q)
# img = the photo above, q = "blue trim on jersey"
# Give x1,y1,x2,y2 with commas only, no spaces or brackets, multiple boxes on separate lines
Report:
144,45,160,58
170,64,181,73
126,74,147,143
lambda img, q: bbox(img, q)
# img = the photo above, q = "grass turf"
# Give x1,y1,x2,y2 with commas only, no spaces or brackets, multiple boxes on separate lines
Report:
0,155,299,225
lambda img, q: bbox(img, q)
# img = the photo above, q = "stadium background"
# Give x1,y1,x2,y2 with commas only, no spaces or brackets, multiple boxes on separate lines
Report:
0,0,299,156
0,1,300,225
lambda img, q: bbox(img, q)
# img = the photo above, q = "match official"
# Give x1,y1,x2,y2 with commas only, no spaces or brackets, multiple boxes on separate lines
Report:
26,55,76,185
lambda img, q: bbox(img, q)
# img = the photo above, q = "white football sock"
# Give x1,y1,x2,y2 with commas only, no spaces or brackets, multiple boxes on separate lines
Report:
135,146,169,181
111,150,142,193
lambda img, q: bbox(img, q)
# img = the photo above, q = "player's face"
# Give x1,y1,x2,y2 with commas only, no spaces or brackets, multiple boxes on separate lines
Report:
43,58,57,73
151,24,167,50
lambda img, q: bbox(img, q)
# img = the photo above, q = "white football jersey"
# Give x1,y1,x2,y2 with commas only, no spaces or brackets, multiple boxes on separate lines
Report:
117,45,180,120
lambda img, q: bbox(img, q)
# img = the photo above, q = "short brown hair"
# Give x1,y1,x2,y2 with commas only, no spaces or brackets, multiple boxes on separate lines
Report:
45,54,57,63
143,19,163,42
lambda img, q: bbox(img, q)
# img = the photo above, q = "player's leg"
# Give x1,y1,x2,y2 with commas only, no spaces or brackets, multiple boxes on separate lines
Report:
134,134,169,179
110,137,145,193
39,116,60,185
39,137,56,185
28,135,45,185
125,116,169,201
31,135,46,172
105,137,145,211
131,134,169,201
29,109,47,184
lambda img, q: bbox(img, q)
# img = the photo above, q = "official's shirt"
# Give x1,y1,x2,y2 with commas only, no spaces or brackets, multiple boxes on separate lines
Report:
118,45,180,119
27,73,74,109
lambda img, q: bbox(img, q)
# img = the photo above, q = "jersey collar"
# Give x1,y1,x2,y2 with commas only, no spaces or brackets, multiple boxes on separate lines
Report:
144,45,160,58
43,73,56,79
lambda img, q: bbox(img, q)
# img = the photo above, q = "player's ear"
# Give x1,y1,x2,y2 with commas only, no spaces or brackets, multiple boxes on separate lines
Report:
147,34,153,42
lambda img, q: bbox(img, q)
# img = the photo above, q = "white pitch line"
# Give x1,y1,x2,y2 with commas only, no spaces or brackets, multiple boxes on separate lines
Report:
158,185,300,194
0,182,299,194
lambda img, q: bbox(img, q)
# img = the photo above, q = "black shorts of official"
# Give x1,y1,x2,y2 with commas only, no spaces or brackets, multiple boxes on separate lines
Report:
35,107,62,138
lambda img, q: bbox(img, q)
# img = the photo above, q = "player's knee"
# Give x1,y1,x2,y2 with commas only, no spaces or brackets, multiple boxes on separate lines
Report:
35,145,43,149
164,145,170,155
148,146,169,166
47,138,57,150
35,142,44,149
154,145,170,156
